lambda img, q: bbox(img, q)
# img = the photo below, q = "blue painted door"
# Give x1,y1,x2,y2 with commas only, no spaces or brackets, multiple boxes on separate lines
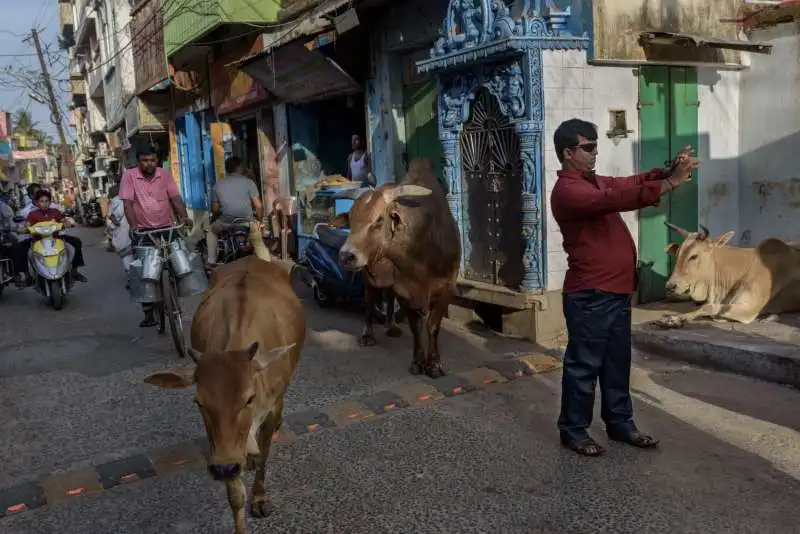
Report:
183,111,206,211
200,110,216,207
175,116,189,201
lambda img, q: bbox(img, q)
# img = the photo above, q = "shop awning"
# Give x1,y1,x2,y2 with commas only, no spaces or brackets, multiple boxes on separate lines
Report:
639,31,773,54
236,39,361,105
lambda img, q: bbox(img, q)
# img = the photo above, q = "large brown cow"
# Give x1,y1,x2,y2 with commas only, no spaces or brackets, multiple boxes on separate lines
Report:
143,230,305,534
331,158,461,378
655,221,800,328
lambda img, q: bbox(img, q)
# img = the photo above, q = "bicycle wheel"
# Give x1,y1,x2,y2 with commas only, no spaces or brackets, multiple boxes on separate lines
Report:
161,270,186,358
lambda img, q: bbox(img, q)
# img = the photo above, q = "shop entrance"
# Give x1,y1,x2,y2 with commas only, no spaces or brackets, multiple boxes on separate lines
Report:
227,116,262,195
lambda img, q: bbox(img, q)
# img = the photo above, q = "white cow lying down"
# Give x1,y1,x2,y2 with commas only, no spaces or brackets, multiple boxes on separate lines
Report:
654,222,800,328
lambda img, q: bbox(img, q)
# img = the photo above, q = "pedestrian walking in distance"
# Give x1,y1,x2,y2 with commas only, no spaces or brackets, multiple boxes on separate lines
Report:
550,118,699,457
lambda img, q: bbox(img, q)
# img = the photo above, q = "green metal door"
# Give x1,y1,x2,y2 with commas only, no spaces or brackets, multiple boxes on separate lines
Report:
638,66,698,303
402,79,445,189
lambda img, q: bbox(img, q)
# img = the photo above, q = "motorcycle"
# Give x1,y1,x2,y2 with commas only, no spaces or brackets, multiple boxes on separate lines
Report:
301,223,403,322
0,229,15,298
25,220,75,310
195,218,256,270
84,199,104,227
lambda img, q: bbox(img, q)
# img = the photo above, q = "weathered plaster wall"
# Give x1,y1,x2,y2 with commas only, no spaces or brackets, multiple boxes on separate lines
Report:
367,0,444,185
697,68,740,239
739,23,800,245
592,0,742,64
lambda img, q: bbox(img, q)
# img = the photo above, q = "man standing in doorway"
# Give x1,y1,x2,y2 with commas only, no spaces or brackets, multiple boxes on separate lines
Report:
346,134,374,187
550,118,698,457
120,146,191,328
205,156,263,269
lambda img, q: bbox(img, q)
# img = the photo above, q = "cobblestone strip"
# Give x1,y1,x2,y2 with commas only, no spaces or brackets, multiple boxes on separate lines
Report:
0,354,561,518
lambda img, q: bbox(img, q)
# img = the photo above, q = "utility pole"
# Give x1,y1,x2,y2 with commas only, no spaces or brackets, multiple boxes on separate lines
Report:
29,28,86,220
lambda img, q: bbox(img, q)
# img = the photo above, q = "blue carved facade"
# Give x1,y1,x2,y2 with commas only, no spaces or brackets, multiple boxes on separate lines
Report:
416,0,589,294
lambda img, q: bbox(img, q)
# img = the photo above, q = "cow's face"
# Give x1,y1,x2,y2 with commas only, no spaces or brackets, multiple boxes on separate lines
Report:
143,342,295,481
331,185,432,270
664,225,734,301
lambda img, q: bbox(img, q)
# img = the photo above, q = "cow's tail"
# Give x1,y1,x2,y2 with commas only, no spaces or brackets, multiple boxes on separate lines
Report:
249,220,272,262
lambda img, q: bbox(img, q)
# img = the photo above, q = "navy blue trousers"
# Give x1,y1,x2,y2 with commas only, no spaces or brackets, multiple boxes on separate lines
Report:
558,290,637,443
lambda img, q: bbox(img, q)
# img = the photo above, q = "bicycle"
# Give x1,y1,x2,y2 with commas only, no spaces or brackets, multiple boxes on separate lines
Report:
133,224,188,359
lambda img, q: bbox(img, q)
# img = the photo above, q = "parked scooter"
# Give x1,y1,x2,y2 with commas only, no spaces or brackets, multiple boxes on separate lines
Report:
301,223,403,321
84,199,103,227
25,220,75,309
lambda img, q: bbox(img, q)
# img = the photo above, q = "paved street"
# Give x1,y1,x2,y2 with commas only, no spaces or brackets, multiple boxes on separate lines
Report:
0,228,799,534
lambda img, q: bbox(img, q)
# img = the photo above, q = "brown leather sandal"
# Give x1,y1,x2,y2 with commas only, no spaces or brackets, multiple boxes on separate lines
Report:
562,437,605,457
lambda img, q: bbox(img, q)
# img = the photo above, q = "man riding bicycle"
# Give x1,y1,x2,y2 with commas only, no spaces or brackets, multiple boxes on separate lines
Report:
205,156,263,270
120,146,191,328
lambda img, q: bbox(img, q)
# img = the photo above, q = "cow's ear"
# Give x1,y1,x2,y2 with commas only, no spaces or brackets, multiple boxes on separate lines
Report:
253,343,296,371
715,231,735,247
665,243,680,255
144,367,196,389
329,213,349,228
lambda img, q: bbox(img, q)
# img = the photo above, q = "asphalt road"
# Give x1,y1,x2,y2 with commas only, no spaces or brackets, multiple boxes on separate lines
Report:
0,228,798,534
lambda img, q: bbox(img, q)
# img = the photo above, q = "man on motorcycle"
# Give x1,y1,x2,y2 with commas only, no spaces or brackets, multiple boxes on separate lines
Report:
120,146,191,328
16,189,88,284
205,156,263,269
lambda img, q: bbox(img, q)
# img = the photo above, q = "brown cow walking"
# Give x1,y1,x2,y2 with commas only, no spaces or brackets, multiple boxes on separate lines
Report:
143,226,305,534
332,158,461,378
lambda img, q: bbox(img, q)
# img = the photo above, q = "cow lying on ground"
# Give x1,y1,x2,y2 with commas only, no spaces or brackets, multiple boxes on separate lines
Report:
144,225,305,534
654,221,800,328
331,158,461,378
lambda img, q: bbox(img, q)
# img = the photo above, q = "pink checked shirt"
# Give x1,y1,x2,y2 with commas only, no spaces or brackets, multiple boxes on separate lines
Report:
119,166,180,230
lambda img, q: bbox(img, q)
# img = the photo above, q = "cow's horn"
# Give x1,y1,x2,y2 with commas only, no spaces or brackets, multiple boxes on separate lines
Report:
382,185,432,203
698,224,710,238
664,221,689,237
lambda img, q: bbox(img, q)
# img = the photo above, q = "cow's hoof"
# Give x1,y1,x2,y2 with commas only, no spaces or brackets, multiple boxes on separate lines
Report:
408,362,423,375
386,325,403,337
250,499,274,518
653,315,684,329
358,334,376,347
424,364,446,378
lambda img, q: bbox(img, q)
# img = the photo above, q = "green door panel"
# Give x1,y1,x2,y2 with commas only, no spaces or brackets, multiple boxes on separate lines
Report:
637,66,699,303
668,66,699,264
638,65,672,303
402,79,445,189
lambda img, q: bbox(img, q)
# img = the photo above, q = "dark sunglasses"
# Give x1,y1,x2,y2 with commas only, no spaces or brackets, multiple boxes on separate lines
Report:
572,142,597,153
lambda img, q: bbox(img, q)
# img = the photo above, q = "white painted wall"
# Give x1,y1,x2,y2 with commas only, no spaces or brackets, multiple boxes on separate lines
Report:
543,49,639,292
738,24,800,246
697,68,740,240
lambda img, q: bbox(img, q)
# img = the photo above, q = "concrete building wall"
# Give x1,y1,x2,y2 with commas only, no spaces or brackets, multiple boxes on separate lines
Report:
739,24,800,246
697,68,740,240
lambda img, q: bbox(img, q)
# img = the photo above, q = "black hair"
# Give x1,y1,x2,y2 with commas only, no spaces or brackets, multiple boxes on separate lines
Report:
225,156,242,175
34,189,52,203
553,119,598,163
137,145,158,159
27,182,41,196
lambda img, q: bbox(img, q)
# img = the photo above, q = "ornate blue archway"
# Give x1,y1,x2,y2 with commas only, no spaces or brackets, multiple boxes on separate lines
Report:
416,0,589,293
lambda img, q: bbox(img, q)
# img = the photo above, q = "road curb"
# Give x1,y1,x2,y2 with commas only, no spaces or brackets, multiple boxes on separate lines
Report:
0,354,560,519
632,326,800,389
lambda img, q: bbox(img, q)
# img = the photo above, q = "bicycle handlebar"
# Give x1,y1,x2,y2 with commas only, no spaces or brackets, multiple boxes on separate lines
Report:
132,223,186,236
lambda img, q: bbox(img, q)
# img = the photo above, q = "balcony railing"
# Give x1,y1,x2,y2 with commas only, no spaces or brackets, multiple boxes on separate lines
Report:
88,63,103,98
69,55,85,79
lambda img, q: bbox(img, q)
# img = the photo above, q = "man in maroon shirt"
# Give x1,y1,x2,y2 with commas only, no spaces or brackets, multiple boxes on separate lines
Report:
550,118,698,457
